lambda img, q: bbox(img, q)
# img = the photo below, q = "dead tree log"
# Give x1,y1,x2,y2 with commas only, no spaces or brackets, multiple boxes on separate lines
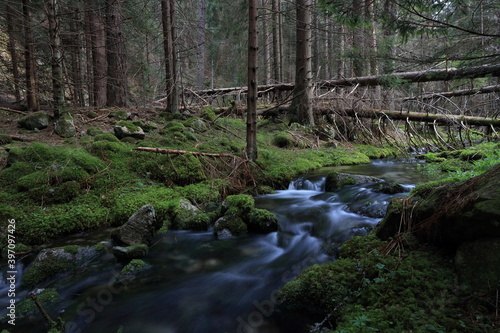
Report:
186,64,500,98
261,105,500,127
133,147,241,159
403,84,500,101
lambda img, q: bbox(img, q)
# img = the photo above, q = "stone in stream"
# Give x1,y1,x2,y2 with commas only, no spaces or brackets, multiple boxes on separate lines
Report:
112,244,150,261
112,205,159,246
325,171,380,192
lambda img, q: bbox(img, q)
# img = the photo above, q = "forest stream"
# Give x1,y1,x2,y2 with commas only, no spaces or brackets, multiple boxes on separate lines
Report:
1,158,426,333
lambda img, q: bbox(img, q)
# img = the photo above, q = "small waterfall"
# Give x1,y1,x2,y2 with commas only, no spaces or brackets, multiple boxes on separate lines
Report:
288,176,326,191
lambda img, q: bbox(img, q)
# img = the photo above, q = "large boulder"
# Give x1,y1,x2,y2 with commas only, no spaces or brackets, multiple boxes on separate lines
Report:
112,205,159,245
54,113,76,138
376,164,500,249
18,111,49,130
114,122,145,140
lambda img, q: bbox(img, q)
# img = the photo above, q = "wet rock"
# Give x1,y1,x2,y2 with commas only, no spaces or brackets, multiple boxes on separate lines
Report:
214,215,247,239
120,259,151,276
112,205,159,245
112,244,149,261
171,199,201,229
54,113,76,138
372,181,405,194
18,111,49,130
22,245,103,287
325,171,380,192
455,238,500,291
114,124,145,140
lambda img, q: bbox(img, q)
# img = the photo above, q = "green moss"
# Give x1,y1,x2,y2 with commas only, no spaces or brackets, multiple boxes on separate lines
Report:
222,194,255,217
94,133,120,142
184,213,211,231
214,215,247,237
354,144,396,159
110,109,129,120
200,107,216,121
247,208,278,233
16,289,60,318
116,121,139,132
121,259,149,275
22,255,74,288
272,131,294,148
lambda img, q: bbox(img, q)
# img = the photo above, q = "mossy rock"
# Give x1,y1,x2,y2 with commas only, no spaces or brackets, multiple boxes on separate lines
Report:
199,107,216,121
121,259,150,275
184,213,211,231
214,215,247,239
94,133,120,142
114,122,145,140
18,111,49,130
86,126,104,136
16,288,60,319
22,246,104,287
221,194,255,218
272,131,294,148
110,109,130,120
54,113,76,138
112,244,149,261
247,208,278,233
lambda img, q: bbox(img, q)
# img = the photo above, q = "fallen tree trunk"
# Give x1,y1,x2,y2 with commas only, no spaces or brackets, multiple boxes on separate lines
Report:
261,105,500,127
187,64,500,97
133,147,242,159
403,84,500,101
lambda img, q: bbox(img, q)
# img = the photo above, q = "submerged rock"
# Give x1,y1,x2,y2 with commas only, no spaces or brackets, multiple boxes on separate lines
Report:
18,111,49,130
112,205,159,245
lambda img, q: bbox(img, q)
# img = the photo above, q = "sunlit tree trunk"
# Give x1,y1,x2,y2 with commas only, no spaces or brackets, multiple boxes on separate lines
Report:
22,0,39,111
246,0,258,161
291,0,314,126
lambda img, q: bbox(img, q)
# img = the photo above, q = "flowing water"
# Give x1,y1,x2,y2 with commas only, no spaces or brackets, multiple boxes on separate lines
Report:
0,159,425,333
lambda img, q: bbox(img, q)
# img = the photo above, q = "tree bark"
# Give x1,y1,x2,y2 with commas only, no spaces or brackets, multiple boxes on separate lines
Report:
197,0,206,89
6,0,21,102
403,85,500,101
246,0,258,161
88,1,107,107
106,0,128,107
22,0,39,111
290,0,314,125
272,0,282,83
161,0,179,114
46,0,64,117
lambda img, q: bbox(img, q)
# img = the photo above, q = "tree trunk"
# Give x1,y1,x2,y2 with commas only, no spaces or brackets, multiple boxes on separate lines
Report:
161,0,179,114
197,0,206,89
106,0,128,107
261,0,272,85
84,7,94,107
46,0,64,118
88,1,107,107
22,0,39,111
352,0,364,77
6,0,21,102
272,0,282,83
246,0,258,161
67,9,84,107
290,0,314,126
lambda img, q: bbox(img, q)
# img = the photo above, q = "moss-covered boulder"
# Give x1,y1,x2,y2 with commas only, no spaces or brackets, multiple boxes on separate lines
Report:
247,208,278,233
376,163,500,249
221,194,254,217
112,205,159,245
120,259,151,276
213,215,247,239
16,288,60,319
22,245,104,288
54,113,76,138
18,111,49,130
183,213,211,231
114,122,145,140
112,244,149,261
455,238,500,292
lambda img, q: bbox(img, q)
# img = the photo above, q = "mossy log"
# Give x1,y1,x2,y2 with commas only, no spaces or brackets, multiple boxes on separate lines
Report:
134,147,242,159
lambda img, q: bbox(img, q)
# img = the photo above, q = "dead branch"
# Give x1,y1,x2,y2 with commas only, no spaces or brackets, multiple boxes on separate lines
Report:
0,107,27,115
134,147,240,159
